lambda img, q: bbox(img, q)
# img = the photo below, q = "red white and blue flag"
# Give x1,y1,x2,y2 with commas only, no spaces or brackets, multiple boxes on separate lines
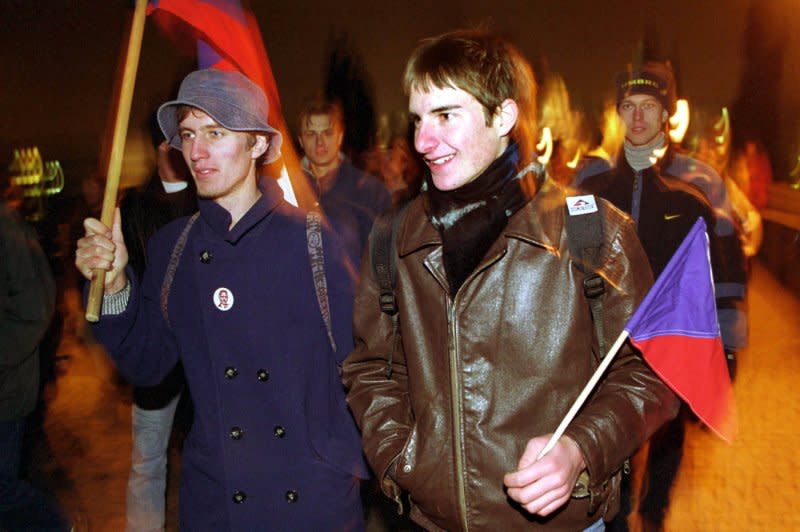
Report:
147,0,283,126
625,217,737,442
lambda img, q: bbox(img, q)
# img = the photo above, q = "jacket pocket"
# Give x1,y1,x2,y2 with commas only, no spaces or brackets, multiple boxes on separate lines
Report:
592,467,623,518
394,423,420,492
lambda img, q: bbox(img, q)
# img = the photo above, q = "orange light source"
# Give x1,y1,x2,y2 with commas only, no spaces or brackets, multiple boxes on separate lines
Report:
669,99,690,144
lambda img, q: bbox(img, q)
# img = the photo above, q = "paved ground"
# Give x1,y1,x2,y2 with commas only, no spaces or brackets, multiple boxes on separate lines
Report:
24,258,800,531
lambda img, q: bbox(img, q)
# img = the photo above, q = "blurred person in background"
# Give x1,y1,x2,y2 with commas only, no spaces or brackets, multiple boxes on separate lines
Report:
575,64,748,309
297,97,391,266
119,114,197,532
579,60,744,532
1,195,70,531
378,135,424,206
693,115,763,260
738,140,773,211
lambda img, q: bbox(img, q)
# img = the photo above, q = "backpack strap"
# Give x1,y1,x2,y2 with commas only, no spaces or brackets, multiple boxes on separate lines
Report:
306,210,337,352
564,195,607,358
160,211,201,329
369,202,410,378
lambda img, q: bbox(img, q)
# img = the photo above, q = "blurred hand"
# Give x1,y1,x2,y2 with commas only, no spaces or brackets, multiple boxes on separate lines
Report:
503,434,586,516
75,207,128,293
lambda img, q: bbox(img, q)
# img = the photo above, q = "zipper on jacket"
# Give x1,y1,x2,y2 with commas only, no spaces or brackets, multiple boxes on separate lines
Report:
447,299,469,531
631,170,642,229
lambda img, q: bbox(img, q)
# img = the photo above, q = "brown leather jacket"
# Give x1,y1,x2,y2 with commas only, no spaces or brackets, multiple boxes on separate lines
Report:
344,178,678,531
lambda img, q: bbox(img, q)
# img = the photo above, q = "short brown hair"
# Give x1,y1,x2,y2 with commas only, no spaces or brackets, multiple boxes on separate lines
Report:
403,29,537,166
297,97,345,133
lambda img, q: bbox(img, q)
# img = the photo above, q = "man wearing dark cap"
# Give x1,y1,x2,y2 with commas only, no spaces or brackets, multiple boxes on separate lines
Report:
576,61,747,364
579,62,744,532
75,69,367,530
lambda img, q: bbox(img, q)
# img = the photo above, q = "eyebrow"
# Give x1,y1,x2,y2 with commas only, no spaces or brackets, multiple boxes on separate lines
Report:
409,104,461,121
179,124,224,133
621,97,659,105
431,105,460,114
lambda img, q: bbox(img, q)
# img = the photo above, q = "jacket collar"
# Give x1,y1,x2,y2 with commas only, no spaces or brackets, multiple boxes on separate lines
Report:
197,175,284,244
398,173,564,258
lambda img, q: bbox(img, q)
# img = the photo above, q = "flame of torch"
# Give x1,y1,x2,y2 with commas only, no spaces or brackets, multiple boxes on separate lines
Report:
669,99,690,144
536,127,553,165
714,107,730,146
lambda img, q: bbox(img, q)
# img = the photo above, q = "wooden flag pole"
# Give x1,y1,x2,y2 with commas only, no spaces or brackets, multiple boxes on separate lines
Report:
536,330,630,459
85,0,147,322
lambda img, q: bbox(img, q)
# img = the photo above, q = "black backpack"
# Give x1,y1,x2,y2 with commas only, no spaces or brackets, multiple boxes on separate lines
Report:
368,198,608,378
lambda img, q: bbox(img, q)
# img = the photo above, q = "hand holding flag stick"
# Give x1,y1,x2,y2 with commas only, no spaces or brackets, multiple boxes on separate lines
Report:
537,332,630,459
538,217,736,460
85,0,148,322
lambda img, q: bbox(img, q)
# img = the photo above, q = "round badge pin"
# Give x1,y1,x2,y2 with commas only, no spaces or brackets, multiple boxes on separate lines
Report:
213,287,234,311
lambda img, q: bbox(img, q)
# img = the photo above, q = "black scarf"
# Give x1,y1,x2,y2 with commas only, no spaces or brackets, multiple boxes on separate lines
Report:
424,143,536,295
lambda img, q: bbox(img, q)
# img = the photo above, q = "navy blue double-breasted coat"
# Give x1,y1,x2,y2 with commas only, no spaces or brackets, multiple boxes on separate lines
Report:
92,178,368,530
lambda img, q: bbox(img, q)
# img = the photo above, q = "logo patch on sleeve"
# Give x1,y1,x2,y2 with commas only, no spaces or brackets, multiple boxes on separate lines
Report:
566,195,599,216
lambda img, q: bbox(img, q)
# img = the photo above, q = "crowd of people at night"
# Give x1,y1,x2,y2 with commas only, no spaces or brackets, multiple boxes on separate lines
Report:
2,20,781,532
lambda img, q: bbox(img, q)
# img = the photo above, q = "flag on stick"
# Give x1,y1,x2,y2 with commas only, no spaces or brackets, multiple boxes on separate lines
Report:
625,216,736,442
538,216,735,459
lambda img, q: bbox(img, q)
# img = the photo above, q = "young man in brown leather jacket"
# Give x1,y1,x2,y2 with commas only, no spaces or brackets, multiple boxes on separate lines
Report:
343,29,678,531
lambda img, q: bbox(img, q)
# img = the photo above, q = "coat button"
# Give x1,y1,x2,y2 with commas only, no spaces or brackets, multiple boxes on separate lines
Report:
256,369,269,381
285,490,299,503
233,490,246,504
230,426,243,440
200,250,213,263
274,426,286,438
224,367,238,379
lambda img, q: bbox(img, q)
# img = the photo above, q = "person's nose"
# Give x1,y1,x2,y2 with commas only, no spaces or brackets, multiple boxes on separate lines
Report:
414,121,437,155
189,137,208,161
633,105,644,121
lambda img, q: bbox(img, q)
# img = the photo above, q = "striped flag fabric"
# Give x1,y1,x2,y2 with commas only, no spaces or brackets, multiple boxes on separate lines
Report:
625,217,737,442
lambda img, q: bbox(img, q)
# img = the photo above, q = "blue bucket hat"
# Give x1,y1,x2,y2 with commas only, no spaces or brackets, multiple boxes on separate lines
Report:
157,68,283,164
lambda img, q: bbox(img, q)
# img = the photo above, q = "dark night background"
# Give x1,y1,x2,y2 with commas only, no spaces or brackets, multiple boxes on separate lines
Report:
1,0,798,194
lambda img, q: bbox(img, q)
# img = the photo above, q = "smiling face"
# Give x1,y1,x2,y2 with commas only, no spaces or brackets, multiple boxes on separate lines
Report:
618,94,669,146
409,84,515,192
178,108,266,215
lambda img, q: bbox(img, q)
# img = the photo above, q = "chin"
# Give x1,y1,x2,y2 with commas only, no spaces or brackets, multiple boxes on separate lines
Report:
431,178,459,192
628,133,659,146
196,188,221,200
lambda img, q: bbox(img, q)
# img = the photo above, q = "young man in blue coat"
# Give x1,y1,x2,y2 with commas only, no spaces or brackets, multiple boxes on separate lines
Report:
76,69,367,531
297,98,391,267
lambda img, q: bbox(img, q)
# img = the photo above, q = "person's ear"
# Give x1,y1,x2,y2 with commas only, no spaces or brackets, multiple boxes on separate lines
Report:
661,108,669,125
495,99,519,136
251,135,268,159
